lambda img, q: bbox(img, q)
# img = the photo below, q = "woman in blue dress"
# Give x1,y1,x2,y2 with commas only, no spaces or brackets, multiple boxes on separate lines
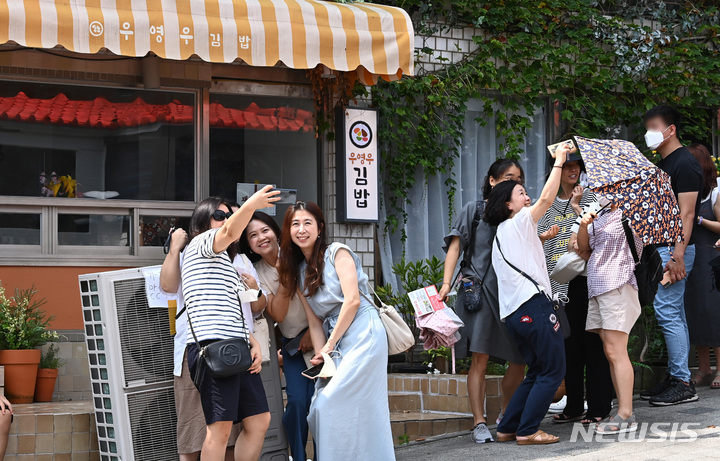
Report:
278,201,395,460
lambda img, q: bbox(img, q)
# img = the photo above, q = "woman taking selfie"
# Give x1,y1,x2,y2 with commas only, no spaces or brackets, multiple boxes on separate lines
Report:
487,143,571,445
438,159,526,443
278,201,394,460
182,186,279,461
239,212,315,461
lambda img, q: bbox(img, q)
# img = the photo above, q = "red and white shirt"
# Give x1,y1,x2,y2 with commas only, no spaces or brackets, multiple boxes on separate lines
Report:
587,209,644,299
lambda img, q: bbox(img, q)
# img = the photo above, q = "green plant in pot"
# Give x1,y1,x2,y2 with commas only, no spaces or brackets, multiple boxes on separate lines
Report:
0,284,56,404
34,343,65,402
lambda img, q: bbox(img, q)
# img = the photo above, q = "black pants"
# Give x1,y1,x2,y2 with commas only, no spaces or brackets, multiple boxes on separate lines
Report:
563,276,613,419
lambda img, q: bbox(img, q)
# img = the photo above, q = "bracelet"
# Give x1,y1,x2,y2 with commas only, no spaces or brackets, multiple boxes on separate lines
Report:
671,257,677,264
553,165,563,169
698,216,704,226
442,282,450,286
257,288,263,298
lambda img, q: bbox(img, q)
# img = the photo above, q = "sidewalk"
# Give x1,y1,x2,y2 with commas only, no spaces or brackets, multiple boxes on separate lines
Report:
395,386,720,460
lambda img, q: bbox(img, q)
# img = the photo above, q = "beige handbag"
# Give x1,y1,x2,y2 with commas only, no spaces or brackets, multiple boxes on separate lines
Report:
360,288,415,356
550,251,587,284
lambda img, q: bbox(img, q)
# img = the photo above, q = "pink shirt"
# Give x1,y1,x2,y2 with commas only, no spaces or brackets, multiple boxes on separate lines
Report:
587,210,644,299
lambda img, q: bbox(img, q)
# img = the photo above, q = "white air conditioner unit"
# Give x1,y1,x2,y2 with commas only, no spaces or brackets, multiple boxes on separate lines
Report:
79,267,289,461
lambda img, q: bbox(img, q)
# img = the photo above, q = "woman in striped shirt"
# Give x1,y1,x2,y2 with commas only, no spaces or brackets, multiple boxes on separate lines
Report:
182,186,279,461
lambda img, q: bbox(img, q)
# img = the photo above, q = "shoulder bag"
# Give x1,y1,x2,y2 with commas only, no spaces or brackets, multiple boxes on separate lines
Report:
454,201,492,312
360,288,415,355
187,293,253,387
621,218,663,306
495,237,571,340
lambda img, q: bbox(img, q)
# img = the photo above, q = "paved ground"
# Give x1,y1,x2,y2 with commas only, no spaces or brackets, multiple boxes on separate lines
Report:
395,386,720,460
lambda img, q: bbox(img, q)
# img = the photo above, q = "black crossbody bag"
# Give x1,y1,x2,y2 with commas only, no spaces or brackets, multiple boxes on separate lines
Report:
187,293,253,386
495,236,571,340
452,201,492,312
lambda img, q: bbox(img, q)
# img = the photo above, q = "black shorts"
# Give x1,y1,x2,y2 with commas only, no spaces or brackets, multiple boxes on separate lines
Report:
186,342,269,425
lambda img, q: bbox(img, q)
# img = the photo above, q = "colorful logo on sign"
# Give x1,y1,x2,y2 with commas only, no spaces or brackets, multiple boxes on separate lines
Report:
349,121,373,149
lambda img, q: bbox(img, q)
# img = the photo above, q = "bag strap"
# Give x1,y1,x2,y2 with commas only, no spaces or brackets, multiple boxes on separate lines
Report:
462,201,483,269
621,218,640,265
494,236,547,298
186,286,249,348
452,201,491,287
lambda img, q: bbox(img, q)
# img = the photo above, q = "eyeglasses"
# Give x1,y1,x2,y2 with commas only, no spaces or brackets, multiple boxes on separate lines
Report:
212,210,233,221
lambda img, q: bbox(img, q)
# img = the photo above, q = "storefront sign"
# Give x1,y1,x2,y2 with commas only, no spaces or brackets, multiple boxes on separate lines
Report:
336,107,379,222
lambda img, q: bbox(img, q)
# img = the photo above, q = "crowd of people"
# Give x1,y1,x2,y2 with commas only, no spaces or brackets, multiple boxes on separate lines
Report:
158,188,394,461
440,105,719,445
151,103,717,460
3,104,715,461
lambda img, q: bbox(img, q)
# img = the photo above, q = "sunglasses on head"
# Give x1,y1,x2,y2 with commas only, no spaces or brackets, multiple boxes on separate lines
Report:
212,210,233,221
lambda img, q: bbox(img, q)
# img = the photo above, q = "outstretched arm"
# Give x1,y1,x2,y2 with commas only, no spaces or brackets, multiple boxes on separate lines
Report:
529,143,570,222
212,185,280,253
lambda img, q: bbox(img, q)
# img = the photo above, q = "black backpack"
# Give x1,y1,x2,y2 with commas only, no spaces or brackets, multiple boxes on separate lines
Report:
621,218,664,306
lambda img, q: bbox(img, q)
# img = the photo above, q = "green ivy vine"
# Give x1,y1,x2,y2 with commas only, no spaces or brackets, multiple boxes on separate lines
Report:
372,0,720,239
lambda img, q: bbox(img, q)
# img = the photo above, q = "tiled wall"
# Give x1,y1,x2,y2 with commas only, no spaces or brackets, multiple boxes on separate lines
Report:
414,25,481,74
323,134,377,283
43,334,92,402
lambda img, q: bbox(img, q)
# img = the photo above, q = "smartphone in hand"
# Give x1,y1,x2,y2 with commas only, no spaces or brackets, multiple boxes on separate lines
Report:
661,271,672,288
301,363,324,380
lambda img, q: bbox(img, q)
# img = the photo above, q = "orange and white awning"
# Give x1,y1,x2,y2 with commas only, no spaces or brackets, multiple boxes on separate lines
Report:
0,0,414,82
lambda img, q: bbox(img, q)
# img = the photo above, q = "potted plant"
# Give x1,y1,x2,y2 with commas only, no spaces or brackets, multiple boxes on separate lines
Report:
34,343,65,402
0,284,55,404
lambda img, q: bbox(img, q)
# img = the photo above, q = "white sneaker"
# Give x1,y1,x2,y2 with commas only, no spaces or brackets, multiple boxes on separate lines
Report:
547,396,567,414
471,422,494,443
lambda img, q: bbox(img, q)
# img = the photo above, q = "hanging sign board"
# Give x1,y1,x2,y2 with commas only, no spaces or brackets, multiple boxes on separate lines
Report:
335,107,379,222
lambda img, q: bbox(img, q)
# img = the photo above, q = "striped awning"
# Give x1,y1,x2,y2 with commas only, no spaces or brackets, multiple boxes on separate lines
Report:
0,0,414,82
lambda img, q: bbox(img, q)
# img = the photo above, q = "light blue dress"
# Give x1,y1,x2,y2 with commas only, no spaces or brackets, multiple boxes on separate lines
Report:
300,243,395,460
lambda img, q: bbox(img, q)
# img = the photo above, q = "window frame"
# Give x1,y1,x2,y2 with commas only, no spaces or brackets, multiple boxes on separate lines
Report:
0,78,321,266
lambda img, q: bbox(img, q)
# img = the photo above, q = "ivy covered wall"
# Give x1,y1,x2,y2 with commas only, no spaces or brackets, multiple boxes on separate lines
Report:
371,0,720,235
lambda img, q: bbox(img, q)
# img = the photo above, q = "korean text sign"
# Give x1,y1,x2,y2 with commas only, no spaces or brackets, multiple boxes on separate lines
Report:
335,107,379,222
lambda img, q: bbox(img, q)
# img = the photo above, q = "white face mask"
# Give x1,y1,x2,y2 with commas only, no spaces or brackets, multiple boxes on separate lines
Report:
644,125,671,150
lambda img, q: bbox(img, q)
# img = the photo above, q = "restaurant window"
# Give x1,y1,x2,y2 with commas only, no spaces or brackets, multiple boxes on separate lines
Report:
0,81,195,201
208,94,318,211
0,212,41,246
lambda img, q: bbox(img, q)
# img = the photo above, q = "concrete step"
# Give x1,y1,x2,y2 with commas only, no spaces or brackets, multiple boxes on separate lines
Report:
387,373,504,423
5,401,100,460
390,411,474,445
388,392,423,412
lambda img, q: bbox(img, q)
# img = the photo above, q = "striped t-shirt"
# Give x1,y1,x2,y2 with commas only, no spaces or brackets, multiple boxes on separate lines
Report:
537,190,596,296
182,228,249,344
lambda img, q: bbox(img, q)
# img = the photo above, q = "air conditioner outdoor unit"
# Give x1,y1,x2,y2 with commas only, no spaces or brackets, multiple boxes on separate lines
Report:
79,267,289,461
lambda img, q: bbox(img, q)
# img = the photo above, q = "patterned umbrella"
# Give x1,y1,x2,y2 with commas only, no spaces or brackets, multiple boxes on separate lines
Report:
574,136,683,245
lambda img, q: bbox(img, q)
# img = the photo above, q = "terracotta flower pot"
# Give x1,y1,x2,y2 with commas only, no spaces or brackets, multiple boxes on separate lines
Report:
34,368,59,402
0,349,42,404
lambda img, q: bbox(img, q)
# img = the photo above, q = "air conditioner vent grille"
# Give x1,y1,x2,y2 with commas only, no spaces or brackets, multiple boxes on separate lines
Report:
128,387,178,461
113,279,174,386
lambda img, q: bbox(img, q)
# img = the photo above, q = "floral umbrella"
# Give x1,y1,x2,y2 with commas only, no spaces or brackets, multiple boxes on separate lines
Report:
574,136,683,245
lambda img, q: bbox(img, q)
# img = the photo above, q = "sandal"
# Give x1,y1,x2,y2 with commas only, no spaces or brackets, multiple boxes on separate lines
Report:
711,372,720,390
516,430,559,445
496,432,516,443
581,416,605,426
691,370,714,386
552,412,585,424
596,413,637,434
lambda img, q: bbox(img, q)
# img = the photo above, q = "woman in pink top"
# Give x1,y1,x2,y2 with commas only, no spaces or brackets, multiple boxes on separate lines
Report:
577,198,643,434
